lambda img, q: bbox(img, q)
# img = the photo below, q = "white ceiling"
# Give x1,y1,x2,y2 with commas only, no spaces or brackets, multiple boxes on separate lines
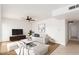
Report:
54,9,79,21
66,10,79,21
52,4,79,21
2,4,70,20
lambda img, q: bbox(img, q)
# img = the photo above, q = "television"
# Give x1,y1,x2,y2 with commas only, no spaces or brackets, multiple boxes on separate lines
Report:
12,29,23,35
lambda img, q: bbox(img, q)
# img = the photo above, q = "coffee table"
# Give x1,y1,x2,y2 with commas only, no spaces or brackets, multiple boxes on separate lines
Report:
19,40,37,55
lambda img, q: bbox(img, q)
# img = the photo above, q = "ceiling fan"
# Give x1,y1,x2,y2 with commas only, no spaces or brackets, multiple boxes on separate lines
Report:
26,16,35,22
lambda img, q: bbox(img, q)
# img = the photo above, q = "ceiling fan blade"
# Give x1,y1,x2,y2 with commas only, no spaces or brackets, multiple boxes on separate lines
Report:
31,20,35,21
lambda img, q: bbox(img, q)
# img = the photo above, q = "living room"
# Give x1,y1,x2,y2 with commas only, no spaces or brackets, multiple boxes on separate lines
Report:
0,4,69,55
0,4,79,55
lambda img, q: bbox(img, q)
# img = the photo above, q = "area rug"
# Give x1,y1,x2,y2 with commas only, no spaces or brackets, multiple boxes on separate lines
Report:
47,42,60,55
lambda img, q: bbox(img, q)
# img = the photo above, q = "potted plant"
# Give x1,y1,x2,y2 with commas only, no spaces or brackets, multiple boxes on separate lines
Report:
28,30,33,36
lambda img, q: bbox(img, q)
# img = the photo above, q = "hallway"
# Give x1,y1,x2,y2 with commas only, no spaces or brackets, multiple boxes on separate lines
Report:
51,40,79,55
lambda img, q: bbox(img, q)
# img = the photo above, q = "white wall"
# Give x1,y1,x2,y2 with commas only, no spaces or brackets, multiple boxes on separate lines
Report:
2,18,31,41
0,4,2,42
32,18,66,45
2,4,33,41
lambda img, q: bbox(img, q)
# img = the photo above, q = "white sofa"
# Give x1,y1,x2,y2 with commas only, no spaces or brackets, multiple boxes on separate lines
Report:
7,39,49,55
33,44,48,55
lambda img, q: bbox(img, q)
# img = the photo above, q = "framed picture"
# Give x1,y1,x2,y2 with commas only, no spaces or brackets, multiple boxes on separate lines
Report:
38,23,46,33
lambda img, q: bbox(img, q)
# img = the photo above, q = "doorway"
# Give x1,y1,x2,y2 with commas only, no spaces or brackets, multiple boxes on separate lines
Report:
68,20,79,42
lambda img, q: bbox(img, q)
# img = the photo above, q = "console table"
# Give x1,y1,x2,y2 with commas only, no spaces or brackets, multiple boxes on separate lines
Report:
10,35,26,41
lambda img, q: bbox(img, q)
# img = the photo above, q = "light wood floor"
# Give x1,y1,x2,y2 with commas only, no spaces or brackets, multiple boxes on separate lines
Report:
47,42,59,55
51,40,79,55
0,41,16,55
1,39,79,55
